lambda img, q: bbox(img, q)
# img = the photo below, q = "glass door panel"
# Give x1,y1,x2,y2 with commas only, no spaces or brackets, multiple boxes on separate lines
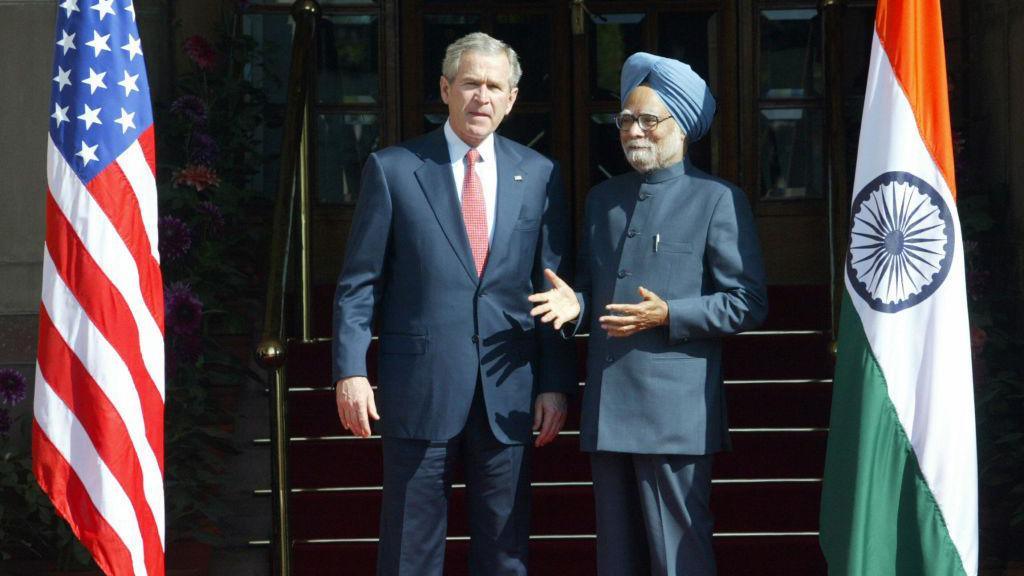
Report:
572,2,733,208
587,13,645,102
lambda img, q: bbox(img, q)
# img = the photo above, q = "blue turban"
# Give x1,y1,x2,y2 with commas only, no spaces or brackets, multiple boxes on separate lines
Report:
620,52,717,143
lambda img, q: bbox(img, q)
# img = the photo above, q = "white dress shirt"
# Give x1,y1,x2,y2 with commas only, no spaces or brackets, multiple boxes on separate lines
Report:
444,120,497,242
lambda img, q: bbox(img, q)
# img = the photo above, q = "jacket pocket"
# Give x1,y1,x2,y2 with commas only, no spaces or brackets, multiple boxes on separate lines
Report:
379,333,427,355
658,241,693,254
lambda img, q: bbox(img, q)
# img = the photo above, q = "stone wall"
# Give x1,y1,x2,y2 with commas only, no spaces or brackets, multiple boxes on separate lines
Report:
0,0,57,372
0,0,172,371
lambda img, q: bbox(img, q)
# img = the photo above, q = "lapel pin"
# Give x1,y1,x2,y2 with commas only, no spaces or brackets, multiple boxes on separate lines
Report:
514,175,523,182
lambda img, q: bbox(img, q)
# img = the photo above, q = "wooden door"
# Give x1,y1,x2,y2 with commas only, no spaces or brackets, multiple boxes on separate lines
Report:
301,0,875,288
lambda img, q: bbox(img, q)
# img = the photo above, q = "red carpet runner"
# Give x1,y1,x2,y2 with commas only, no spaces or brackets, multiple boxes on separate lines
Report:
271,285,831,575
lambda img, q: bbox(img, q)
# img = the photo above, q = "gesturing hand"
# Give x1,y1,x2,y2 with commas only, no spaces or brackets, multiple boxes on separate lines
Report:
335,376,379,438
528,268,580,330
599,286,669,338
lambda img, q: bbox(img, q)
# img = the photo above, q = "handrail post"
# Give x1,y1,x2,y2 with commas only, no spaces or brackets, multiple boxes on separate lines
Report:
823,0,850,345
299,72,313,343
257,340,290,576
256,2,321,574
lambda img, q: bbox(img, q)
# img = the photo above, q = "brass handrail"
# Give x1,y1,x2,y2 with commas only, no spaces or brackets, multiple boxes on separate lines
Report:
255,1,321,575
823,0,850,347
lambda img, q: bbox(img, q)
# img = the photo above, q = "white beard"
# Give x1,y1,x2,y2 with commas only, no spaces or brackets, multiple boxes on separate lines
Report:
622,133,684,173
624,145,657,172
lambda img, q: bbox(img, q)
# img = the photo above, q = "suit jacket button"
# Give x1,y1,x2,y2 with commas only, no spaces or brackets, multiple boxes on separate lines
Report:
617,269,629,279
471,334,479,343
627,229,637,238
638,192,649,201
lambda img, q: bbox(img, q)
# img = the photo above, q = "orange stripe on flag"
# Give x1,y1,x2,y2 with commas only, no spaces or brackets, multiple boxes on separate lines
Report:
33,421,139,576
875,0,957,198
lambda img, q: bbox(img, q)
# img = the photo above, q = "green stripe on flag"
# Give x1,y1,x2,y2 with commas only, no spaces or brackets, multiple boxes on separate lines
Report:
820,293,968,576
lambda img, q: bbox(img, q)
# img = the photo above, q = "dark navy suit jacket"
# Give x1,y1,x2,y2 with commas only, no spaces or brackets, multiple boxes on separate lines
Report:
574,159,767,455
332,128,576,445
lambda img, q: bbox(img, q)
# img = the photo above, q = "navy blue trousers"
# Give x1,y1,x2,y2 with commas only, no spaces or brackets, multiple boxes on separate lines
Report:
377,386,531,576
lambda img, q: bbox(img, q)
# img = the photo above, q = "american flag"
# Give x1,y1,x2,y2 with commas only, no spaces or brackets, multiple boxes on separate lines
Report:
34,1,165,575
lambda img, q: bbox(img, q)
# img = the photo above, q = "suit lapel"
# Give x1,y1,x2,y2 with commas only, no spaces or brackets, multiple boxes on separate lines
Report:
484,136,527,284
414,130,478,284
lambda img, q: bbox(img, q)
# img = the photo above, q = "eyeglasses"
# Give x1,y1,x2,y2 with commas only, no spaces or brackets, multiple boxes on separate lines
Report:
614,112,673,132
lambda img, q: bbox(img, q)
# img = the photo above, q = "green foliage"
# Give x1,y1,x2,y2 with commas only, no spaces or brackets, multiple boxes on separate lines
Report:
0,418,96,570
157,6,270,547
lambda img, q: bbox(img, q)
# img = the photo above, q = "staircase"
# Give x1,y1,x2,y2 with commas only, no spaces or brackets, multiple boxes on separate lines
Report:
259,285,833,575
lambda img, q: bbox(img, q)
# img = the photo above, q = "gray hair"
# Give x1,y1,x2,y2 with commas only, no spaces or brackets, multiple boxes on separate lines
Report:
442,32,522,89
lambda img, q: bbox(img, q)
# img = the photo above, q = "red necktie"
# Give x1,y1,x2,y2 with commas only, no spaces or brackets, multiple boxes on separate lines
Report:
462,149,489,276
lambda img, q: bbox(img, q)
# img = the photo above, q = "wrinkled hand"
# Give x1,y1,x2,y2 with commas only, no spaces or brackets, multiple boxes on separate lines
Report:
599,286,669,338
335,376,379,437
533,392,567,448
528,269,580,330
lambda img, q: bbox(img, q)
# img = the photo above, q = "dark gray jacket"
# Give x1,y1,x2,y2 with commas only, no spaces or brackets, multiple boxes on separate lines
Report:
575,159,767,454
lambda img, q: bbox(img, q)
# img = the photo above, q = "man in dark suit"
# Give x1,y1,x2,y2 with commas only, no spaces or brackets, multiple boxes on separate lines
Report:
530,52,768,575
332,32,575,576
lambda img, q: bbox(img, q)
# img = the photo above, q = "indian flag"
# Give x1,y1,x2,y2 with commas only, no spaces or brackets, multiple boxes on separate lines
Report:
819,1,978,575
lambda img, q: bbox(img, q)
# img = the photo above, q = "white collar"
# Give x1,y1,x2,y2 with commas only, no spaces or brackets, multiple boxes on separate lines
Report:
443,120,496,165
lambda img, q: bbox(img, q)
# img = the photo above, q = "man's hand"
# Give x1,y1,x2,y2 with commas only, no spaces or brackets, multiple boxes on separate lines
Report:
528,268,580,330
533,392,567,448
599,286,669,338
335,376,379,438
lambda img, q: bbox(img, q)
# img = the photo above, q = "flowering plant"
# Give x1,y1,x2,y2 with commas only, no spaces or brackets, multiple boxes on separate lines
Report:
153,1,270,549
0,1,269,570
0,369,95,568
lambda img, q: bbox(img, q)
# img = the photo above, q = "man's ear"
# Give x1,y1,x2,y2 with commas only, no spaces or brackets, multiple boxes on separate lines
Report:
506,87,519,114
440,76,450,104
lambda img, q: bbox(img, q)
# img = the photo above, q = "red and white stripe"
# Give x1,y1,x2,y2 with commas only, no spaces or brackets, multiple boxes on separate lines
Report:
34,127,165,576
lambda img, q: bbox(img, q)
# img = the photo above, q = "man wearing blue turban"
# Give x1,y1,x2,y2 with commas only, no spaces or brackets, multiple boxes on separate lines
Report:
530,52,768,575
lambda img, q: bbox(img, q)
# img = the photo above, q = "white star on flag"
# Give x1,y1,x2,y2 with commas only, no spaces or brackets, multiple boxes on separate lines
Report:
85,30,111,57
52,104,70,127
124,1,136,21
40,3,166,575
114,107,136,134
77,103,102,130
117,70,140,96
57,30,76,55
59,0,80,18
91,0,117,21
53,66,72,92
75,140,99,165
82,68,107,94
122,34,143,61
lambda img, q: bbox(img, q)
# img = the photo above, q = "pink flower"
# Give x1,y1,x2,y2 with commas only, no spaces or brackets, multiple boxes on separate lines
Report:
173,164,221,191
183,35,219,71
